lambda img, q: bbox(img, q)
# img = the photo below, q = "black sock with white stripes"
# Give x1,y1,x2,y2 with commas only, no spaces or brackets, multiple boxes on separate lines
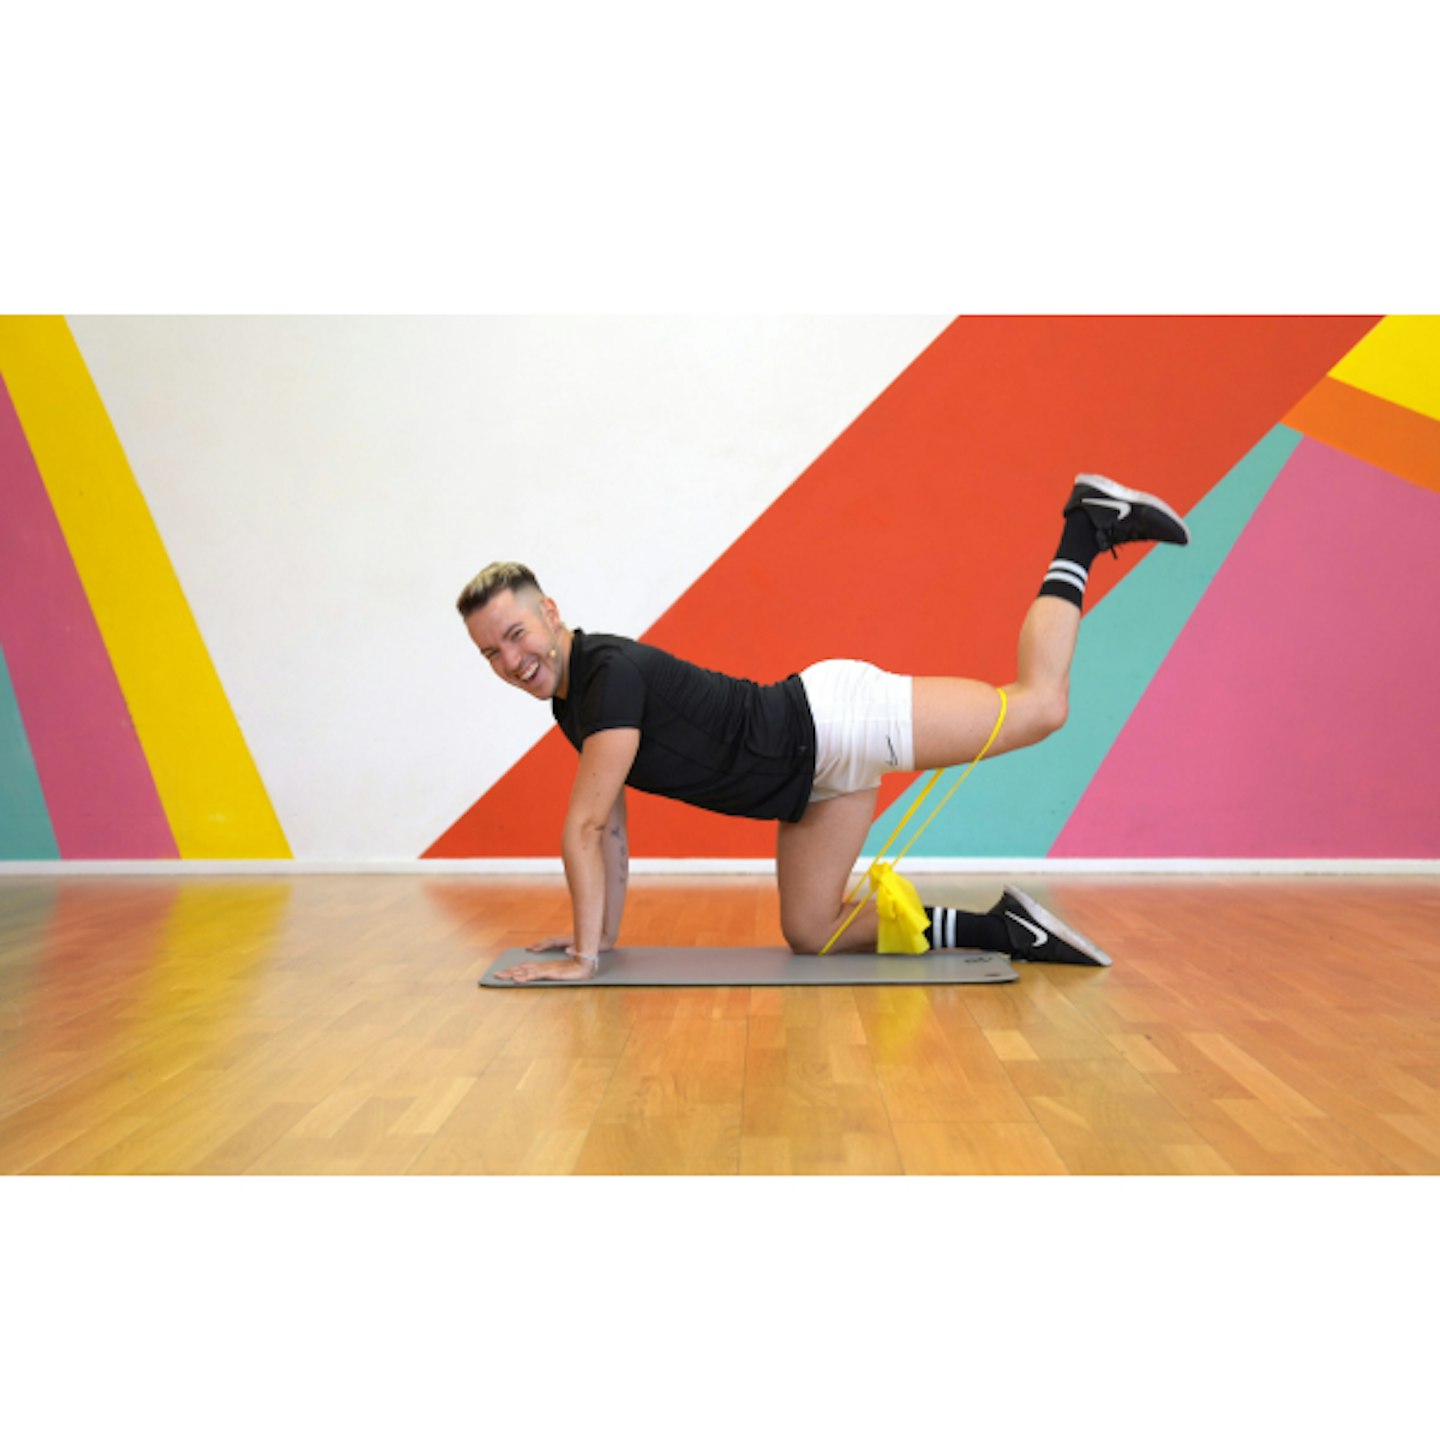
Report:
1039,509,1104,608
924,906,1011,952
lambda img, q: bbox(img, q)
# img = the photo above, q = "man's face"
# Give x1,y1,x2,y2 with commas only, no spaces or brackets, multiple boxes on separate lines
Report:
466,586,567,700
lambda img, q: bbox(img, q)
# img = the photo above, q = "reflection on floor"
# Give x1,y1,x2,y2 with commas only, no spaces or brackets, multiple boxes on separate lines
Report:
2,873,1438,1175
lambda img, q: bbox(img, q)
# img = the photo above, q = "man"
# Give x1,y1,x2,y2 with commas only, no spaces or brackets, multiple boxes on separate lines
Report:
459,474,1189,982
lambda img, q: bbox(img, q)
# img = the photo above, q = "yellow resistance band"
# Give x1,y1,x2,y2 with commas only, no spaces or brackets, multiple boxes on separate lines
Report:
818,687,1008,957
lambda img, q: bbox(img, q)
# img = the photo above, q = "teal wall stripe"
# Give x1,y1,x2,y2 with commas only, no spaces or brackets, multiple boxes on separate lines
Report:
865,426,1305,858
0,641,60,859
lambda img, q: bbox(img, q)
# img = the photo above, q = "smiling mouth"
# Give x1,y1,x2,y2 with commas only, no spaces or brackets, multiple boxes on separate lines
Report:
516,659,541,685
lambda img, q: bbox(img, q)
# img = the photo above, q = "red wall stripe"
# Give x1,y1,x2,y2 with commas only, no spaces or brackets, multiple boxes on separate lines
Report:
429,316,1380,858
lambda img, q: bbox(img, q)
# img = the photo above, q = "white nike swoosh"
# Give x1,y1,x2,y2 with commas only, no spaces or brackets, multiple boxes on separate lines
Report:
1084,497,1132,521
1007,912,1049,948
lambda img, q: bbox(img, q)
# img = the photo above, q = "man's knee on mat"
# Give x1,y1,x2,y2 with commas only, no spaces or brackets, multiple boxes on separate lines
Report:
781,904,867,956
781,914,834,956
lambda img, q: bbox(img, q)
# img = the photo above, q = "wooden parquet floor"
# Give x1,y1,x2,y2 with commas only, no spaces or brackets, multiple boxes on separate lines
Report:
2,872,1438,1175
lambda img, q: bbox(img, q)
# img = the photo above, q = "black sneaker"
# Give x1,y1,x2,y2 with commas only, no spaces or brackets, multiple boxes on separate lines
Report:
1065,473,1191,553
987,885,1113,966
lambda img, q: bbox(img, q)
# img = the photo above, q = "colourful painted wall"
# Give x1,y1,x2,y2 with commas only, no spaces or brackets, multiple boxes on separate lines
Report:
3,316,1438,863
0,319,288,860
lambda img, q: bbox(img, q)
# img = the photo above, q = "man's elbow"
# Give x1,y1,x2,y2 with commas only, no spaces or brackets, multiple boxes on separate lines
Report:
562,816,608,852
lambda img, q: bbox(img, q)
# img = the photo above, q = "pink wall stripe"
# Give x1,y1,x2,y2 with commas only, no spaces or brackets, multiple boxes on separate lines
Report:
1054,440,1440,858
0,375,177,858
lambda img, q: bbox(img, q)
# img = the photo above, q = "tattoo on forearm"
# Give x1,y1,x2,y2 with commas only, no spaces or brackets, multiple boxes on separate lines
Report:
603,825,628,942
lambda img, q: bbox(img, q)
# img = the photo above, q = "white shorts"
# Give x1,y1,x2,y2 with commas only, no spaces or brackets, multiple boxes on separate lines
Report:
798,659,915,805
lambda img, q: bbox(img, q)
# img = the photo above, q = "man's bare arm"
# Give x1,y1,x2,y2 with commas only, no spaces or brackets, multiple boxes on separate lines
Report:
601,789,628,948
523,790,628,956
498,727,639,984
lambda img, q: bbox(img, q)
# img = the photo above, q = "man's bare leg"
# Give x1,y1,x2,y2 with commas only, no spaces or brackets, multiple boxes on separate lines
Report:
774,474,1191,956
775,599,1078,956
775,788,883,954
912,594,1079,768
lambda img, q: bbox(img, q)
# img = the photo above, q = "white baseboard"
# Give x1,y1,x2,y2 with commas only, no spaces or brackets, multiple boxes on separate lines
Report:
2,857,1438,877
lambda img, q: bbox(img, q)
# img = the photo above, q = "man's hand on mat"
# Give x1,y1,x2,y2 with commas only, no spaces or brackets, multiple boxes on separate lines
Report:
495,954,598,984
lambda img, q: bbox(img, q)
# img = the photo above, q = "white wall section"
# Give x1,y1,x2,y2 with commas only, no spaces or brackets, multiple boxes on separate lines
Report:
69,317,949,858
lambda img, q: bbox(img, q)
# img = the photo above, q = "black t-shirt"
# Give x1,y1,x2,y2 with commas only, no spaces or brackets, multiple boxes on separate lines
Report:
552,630,817,823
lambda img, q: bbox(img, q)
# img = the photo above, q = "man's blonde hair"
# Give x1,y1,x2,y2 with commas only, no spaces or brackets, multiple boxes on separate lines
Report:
455,562,542,619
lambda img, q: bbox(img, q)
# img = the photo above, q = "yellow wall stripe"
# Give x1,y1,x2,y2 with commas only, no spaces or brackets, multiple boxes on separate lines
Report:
0,317,291,859
1329,314,1440,424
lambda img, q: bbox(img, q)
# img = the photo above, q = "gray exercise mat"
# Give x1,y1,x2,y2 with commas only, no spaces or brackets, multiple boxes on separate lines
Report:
479,946,1017,988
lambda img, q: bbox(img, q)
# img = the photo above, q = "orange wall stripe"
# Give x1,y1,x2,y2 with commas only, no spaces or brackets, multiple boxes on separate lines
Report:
1282,375,1440,497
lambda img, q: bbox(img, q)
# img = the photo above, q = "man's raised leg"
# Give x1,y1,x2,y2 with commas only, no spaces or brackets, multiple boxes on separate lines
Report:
776,473,1190,956
912,472,1189,770
912,596,1077,769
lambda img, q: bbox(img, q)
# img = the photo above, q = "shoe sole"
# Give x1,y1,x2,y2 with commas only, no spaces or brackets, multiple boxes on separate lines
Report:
1003,884,1113,966
1074,472,1191,544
